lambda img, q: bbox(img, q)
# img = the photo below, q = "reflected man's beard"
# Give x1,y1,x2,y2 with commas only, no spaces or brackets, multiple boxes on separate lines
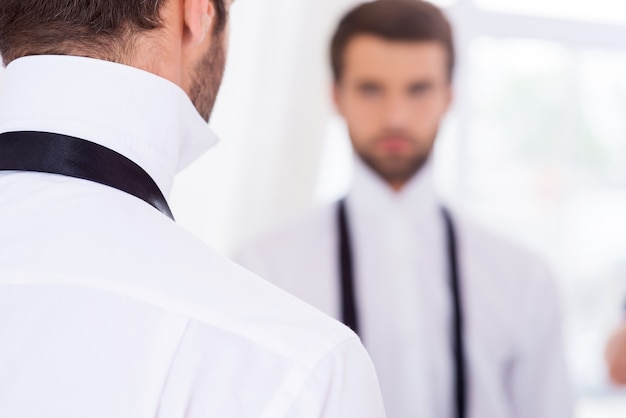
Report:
188,31,227,122
354,131,436,189
359,151,430,188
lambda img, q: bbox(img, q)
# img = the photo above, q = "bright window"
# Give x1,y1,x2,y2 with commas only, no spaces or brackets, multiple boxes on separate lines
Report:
474,0,626,25
466,36,626,395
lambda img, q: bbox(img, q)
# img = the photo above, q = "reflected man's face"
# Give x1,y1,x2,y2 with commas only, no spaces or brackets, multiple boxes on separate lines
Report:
334,35,452,189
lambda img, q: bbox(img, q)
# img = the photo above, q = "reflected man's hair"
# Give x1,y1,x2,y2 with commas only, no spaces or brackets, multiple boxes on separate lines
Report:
331,0,455,82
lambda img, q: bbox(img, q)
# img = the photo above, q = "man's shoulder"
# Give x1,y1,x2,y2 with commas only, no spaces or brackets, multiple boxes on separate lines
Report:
2,180,358,370
448,209,564,338
450,208,555,289
123,215,358,369
154,236,384,417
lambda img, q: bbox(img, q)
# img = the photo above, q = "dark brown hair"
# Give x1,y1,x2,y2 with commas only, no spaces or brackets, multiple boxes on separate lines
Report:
331,0,455,81
0,0,227,65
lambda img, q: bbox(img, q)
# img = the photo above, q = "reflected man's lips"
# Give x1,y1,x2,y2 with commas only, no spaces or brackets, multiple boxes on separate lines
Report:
376,137,412,153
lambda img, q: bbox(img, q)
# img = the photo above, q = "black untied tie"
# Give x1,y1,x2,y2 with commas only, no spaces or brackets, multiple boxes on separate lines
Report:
0,131,174,220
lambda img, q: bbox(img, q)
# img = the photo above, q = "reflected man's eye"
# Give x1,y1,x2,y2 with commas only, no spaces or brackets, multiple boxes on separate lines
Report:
408,83,434,97
359,83,382,98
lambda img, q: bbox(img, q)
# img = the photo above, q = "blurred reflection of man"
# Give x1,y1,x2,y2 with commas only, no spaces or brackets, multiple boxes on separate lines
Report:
238,1,574,417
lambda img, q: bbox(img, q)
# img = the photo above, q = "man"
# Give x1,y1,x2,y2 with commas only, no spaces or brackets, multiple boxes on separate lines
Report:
0,1,386,417
237,1,573,417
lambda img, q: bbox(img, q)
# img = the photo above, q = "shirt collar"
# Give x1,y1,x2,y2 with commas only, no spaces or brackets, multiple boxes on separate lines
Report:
0,55,219,197
348,154,439,222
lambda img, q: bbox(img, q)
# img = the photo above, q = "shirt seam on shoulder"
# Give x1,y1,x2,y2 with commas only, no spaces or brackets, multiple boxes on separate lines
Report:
260,335,361,418
152,318,192,418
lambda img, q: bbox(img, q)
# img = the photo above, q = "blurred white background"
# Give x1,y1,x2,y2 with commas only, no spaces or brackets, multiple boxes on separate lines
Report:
169,0,626,415
2,0,626,415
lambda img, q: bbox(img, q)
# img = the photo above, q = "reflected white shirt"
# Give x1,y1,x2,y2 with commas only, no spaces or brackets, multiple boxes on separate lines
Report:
238,158,574,418
0,56,386,418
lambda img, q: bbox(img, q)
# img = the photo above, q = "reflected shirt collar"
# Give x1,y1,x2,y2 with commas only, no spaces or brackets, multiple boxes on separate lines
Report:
0,55,219,197
348,155,439,221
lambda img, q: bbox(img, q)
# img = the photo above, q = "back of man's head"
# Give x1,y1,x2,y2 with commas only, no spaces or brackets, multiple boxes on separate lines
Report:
0,0,226,66
331,0,455,82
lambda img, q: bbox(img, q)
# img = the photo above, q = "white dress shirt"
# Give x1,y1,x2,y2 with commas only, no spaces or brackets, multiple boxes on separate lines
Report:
238,158,574,418
0,55,386,418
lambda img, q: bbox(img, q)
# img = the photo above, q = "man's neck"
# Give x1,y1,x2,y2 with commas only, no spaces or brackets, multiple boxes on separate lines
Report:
0,55,217,197
388,179,409,193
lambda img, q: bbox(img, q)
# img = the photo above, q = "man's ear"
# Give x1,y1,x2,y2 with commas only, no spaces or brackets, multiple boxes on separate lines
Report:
183,0,215,45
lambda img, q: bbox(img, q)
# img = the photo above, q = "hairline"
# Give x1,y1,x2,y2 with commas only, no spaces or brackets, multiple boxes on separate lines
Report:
333,33,455,84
